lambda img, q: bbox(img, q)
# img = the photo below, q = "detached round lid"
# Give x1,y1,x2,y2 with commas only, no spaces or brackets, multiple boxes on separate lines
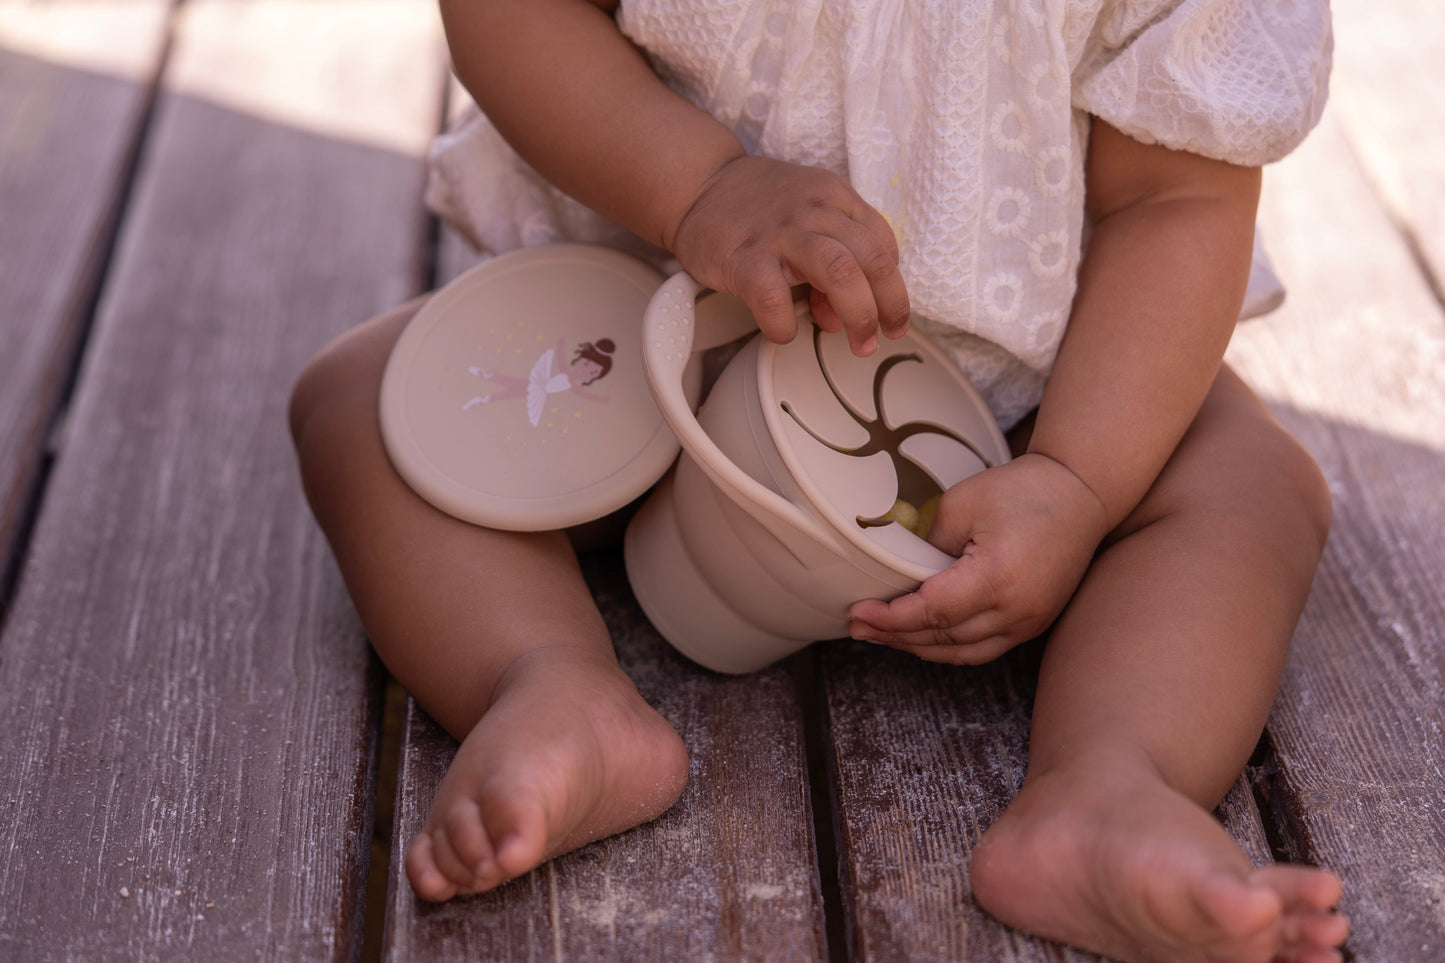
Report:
380,245,700,531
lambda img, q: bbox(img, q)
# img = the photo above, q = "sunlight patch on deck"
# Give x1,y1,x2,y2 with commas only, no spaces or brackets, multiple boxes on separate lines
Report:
165,0,445,157
1229,108,1445,456
0,0,168,81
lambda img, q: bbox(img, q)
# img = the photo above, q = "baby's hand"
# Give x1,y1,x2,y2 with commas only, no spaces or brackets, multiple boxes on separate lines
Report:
847,454,1111,664
668,155,910,356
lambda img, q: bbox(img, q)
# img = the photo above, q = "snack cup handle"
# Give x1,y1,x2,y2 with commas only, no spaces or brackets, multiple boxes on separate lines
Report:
643,273,843,565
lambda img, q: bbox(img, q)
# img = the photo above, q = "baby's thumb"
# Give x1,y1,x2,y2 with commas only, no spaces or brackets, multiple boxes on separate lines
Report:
923,490,974,556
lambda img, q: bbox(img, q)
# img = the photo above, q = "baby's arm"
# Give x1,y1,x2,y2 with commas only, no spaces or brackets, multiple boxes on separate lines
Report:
439,0,907,355
849,119,1261,661
1028,121,1261,527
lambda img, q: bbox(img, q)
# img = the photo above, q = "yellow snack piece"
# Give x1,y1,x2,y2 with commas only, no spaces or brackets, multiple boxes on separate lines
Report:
880,497,919,534
914,494,941,540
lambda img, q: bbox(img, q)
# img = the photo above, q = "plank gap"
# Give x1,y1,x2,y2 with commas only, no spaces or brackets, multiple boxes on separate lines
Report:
1393,219,1445,317
795,648,850,963
0,0,179,635
0,448,53,630
1245,730,1309,866
1335,120,1445,316
34,2,179,441
361,674,409,963
347,658,391,959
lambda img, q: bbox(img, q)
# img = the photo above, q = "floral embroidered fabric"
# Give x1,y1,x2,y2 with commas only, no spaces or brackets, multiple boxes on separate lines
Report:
425,0,1331,427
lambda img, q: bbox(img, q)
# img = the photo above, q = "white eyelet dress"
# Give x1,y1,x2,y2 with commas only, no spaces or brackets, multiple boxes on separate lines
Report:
425,0,1332,428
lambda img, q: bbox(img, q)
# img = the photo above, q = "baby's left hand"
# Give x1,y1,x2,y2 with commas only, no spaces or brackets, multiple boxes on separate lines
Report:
847,453,1111,664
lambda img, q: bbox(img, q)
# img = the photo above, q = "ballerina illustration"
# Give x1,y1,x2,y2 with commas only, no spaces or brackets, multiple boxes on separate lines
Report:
781,326,996,529
464,337,616,427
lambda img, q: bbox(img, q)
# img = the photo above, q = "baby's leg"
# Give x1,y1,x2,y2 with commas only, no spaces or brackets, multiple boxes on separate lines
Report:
970,367,1348,963
288,300,688,901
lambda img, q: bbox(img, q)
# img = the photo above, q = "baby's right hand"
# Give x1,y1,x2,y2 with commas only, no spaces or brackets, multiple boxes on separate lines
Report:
846,453,1111,664
666,155,910,356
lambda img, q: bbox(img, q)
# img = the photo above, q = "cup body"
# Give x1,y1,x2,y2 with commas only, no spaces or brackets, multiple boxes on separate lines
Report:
626,275,1010,674
626,336,923,674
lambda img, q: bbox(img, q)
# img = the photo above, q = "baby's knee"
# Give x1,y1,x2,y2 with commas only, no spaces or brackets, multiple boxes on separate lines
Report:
1271,427,1331,545
1144,399,1332,559
288,300,422,454
1237,418,1331,551
288,342,372,454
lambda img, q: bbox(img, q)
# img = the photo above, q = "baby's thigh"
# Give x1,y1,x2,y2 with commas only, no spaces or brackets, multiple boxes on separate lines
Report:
1114,365,1331,545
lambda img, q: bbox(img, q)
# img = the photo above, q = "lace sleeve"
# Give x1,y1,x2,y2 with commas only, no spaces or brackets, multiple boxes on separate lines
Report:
1072,0,1332,166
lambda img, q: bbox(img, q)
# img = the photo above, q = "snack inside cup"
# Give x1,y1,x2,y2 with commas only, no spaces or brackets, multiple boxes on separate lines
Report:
878,493,943,540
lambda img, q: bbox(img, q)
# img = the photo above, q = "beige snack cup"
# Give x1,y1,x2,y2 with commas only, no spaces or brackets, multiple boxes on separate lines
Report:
625,273,1012,674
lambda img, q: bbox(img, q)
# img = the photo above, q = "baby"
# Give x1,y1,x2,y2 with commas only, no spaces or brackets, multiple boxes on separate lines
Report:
288,1,1348,960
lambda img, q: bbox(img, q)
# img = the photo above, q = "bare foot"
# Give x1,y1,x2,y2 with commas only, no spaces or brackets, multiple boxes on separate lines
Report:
969,753,1348,963
404,647,689,900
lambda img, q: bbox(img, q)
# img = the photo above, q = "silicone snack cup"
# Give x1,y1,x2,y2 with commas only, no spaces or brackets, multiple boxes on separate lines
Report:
624,273,1011,674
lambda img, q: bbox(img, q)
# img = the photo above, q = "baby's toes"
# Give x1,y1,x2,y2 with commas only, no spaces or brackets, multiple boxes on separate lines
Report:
404,834,459,903
1195,870,1283,939
431,819,485,889
443,799,501,889
483,798,550,879
1251,865,1343,912
1276,946,1342,963
1282,907,1349,950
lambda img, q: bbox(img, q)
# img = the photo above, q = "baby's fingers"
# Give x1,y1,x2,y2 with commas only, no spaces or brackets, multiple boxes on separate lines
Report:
790,227,908,355
786,233,881,355
843,205,911,340
848,562,998,643
850,607,1007,650
733,256,801,345
876,634,1018,666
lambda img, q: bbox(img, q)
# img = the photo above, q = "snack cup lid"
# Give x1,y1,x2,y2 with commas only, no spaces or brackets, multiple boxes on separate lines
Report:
380,245,700,531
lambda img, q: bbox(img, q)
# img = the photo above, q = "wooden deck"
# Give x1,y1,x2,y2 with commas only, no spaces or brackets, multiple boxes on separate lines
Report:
1,1,1441,960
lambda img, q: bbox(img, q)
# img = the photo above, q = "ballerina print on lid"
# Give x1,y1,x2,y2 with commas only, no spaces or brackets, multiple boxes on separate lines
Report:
464,337,616,427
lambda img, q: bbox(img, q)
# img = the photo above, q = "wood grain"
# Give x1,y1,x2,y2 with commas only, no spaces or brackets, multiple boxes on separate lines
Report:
384,554,827,962
1226,108,1445,963
0,0,169,596
0,1,444,958
818,639,1273,963
1329,0,1445,293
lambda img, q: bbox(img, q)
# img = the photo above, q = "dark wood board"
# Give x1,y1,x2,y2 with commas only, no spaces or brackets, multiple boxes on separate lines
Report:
384,551,828,962
0,1,445,958
0,0,170,597
1226,109,1445,962
820,640,1079,963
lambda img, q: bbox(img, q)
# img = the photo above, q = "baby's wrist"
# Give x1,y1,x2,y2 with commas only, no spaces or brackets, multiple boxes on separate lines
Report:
657,143,748,253
1018,450,1112,538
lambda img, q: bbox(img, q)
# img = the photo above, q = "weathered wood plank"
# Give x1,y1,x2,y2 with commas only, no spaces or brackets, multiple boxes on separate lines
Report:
384,553,827,962
0,0,170,595
0,1,444,958
1226,108,1445,962
818,640,1272,963
820,642,1080,963
1328,0,1445,293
